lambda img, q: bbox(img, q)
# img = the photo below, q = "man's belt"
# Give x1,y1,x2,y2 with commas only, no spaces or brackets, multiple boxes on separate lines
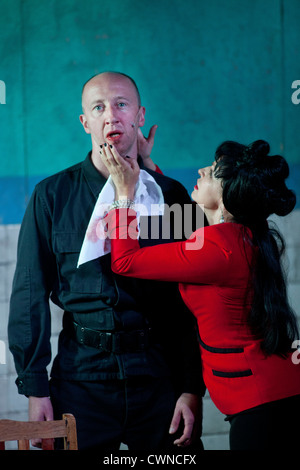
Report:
71,321,153,354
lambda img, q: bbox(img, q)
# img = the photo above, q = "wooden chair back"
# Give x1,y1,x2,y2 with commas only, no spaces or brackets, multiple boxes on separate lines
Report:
0,413,77,450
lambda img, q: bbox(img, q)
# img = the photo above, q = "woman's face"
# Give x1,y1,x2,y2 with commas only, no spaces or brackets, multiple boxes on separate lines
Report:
191,162,223,210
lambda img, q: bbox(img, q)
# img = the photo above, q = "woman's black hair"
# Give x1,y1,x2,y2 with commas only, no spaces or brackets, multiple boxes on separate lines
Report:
214,139,298,356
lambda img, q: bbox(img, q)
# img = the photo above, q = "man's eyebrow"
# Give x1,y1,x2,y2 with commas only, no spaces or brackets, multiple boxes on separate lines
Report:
113,96,131,103
90,96,131,108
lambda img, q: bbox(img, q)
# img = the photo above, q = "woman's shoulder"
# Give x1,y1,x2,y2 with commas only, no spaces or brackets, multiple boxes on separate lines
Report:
192,222,252,251
194,221,246,236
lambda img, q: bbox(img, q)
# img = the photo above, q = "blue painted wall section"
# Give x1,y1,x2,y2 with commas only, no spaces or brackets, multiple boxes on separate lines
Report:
0,0,300,224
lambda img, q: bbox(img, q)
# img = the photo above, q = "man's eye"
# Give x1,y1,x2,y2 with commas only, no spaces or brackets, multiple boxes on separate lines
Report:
94,105,103,111
117,102,127,108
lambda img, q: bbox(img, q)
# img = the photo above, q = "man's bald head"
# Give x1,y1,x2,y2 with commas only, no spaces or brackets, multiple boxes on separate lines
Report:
81,71,141,112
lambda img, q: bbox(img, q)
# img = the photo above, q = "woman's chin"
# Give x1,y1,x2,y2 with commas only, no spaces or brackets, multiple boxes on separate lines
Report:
191,190,199,203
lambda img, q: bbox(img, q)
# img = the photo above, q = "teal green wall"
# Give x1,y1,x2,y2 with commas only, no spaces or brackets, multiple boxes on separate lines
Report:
1,0,300,223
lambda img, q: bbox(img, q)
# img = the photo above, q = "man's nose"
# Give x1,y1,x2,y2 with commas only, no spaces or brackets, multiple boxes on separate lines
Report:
104,105,119,125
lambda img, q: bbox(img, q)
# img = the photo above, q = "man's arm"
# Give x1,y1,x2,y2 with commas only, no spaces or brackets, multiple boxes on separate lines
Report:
8,186,55,398
169,393,202,446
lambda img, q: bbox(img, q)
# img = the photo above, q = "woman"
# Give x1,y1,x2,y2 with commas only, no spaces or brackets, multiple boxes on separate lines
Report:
100,140,300,450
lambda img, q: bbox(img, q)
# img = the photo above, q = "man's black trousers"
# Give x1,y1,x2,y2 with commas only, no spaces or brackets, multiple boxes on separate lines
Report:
50,375,203,452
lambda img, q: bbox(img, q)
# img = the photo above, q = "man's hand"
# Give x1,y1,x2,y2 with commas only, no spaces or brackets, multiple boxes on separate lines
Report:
169,393,202,447
28,396,54,448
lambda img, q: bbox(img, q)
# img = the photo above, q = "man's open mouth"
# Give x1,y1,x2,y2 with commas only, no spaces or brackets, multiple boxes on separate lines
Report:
106,131,123,141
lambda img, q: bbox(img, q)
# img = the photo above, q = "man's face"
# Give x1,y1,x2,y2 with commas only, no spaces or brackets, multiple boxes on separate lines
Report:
80,73,145,158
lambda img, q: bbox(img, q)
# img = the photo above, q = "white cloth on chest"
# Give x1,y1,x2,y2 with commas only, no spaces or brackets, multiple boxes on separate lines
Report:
77,170,165,267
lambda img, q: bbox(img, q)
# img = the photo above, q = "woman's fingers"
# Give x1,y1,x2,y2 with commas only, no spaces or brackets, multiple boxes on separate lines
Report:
100,143,118,168
100,144,132,171
99,144,140,199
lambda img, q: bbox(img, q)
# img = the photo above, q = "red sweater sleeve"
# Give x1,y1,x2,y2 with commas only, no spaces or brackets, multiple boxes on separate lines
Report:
154,164,163,174
108,209,231,285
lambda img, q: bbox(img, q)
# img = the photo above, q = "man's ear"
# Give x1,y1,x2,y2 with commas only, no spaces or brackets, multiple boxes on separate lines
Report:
138,106,146,128
79,114,91,134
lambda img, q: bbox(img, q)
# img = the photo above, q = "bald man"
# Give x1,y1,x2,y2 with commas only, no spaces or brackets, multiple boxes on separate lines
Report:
8,72,205,452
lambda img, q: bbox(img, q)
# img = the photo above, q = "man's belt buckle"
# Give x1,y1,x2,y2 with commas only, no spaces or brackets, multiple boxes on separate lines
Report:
73,321,152,353
98,331,112,352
